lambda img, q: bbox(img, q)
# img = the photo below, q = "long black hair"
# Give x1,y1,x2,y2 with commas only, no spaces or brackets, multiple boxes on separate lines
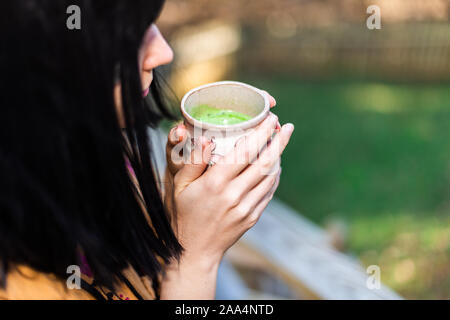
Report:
0,0,182,293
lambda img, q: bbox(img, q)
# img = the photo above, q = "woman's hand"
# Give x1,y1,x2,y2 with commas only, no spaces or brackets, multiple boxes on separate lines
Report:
163,91,278,219
172,113,293,261
160,90,288,300
161,121,293,299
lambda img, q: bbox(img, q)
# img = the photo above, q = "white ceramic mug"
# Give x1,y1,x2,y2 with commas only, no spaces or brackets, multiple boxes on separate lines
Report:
181,81,270,161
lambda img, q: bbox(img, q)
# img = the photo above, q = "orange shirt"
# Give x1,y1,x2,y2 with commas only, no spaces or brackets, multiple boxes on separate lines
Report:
0,264,158,300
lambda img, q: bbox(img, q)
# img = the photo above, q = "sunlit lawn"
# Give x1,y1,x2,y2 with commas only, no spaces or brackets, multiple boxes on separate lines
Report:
239,77,450,299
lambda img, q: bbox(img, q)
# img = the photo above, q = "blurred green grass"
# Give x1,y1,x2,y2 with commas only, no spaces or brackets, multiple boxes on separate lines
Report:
239,77,450,298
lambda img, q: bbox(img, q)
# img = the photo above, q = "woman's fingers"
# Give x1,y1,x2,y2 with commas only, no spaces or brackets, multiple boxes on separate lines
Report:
166,123,188,175
231,123,293,194
174,136,214,194
211,113,279,180
253,122,293,175
246,167,281,226
235,167,281,225
168,123,187,146
261,91,280,131
261,90,276,108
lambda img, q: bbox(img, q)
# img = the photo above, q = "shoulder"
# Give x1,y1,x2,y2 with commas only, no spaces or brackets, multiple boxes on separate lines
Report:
0,265,95,300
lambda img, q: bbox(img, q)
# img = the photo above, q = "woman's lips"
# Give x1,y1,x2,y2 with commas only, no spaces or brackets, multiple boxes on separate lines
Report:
142,87,150,98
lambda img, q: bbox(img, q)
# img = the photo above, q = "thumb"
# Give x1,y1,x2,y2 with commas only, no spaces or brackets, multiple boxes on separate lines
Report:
174,136,214,191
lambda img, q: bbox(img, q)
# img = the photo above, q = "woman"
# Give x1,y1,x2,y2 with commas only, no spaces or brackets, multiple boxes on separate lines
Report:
0,1,293,299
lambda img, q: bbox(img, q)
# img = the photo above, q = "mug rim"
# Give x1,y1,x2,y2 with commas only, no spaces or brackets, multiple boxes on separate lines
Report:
181,81,270,131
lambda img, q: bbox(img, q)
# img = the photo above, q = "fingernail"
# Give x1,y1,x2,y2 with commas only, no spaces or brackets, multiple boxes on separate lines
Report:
283,123,294,134
177,124,187,142
276,122,281,133
173,127,179,141
208,137,216,151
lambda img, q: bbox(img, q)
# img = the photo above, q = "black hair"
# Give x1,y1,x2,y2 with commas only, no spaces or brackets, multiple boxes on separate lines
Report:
0,0,182,294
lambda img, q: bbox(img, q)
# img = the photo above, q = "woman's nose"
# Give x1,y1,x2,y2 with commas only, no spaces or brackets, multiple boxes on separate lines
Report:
142,25,174,71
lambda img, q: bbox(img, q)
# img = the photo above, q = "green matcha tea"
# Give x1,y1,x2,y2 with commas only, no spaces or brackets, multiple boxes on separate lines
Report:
190,104,252,125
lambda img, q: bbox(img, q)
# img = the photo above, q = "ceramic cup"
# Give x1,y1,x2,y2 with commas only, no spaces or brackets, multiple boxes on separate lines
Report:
181,81,270,163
